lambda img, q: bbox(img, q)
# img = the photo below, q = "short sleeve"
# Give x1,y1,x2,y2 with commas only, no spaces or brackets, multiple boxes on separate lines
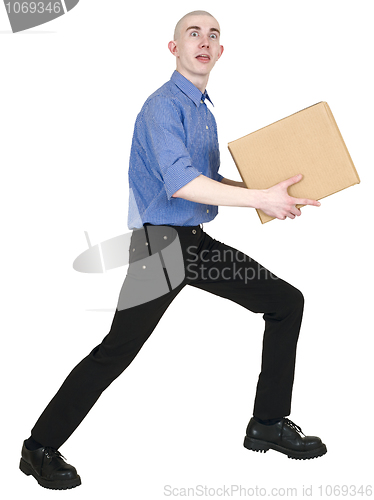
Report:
142,97,202,200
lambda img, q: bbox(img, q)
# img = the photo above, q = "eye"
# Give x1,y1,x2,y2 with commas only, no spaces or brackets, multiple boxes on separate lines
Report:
190,31,199,37
210,33,217,39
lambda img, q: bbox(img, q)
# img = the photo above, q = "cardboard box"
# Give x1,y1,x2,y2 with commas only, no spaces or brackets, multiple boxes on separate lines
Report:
228,102,360,223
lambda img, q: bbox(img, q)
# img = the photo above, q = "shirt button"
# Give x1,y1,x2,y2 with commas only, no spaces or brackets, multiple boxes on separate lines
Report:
206,209,209,213
145,242,148,246
163,236,167,240
132,248,135,252
206,125,209,129
200,100,204,104
142,265,146,269
192,229,196,234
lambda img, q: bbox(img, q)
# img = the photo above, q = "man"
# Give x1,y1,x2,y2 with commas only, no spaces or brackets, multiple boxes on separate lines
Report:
19,10,326,490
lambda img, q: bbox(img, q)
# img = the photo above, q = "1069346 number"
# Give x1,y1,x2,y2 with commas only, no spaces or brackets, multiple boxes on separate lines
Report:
4,2,62,14
318,485,372,496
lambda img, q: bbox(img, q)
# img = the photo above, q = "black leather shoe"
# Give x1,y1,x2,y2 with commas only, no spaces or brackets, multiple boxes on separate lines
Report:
19,441,81,489
244,417,327,460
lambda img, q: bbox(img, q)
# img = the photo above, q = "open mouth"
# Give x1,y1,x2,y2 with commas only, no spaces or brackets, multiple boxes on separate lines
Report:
196,54,211,63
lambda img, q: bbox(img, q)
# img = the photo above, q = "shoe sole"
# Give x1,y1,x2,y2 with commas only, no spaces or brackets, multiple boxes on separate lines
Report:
243,436,327,460
19,458,82,489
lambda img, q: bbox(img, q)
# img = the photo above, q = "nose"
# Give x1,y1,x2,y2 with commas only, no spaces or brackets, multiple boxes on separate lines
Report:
199,34,210,48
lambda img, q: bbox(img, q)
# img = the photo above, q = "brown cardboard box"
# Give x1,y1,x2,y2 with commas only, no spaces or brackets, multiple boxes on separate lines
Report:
228,102,360,223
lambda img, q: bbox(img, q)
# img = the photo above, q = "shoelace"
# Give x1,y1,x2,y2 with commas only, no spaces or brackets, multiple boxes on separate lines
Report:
43,447,66,460
283,418,305,436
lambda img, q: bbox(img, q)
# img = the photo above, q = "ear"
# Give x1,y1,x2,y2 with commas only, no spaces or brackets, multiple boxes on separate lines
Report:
217,45,224,61
168,40,178,57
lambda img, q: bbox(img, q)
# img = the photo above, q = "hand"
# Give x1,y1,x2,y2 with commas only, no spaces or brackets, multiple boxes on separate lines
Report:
259,174,321,220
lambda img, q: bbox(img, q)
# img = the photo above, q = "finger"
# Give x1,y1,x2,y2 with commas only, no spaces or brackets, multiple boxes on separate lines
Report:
280,174,303,189
290,205,302,217
294,197,321,207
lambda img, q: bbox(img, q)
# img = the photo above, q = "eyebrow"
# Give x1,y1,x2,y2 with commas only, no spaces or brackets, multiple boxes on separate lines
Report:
186,25,220,35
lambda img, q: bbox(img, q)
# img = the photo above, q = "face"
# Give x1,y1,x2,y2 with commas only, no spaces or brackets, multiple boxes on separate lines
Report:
168,15,224,85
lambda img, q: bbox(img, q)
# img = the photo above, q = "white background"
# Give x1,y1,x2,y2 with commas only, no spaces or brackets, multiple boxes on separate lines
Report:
1,0,373,498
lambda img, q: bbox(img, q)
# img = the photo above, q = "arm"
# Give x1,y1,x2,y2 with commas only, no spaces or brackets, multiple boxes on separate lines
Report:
220,177,246,188
172,174,321,220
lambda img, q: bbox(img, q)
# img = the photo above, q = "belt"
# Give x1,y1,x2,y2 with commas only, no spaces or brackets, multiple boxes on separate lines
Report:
143,223,203,238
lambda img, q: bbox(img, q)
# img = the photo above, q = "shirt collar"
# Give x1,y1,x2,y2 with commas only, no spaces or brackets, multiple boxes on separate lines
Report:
171,70,214,107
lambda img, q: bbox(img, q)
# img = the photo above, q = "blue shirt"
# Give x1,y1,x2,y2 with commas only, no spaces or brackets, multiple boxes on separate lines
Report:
127,70,224,229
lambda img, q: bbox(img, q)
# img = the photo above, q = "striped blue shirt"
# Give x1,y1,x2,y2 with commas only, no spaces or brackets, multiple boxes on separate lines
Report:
127,70,223,229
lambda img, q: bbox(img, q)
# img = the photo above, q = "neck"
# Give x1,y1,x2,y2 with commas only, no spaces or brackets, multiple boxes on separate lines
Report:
176,67,209,93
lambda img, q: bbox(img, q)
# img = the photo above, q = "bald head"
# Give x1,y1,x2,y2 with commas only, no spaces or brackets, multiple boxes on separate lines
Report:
173,10,218,40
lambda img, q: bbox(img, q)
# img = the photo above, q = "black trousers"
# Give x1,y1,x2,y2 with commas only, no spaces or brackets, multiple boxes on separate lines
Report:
31,224,304,449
